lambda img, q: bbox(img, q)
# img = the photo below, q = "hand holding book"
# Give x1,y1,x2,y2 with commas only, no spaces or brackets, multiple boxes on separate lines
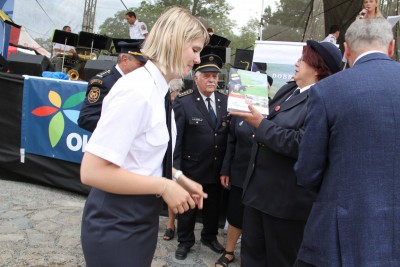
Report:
229,104,264,128
227,68,270,116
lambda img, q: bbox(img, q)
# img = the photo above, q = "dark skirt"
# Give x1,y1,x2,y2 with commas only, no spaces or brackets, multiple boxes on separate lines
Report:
226,185,244,229
81,188,163,267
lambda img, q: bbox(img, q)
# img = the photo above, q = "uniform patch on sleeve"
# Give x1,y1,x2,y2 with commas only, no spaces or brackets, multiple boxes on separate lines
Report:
96,70,111,78
141,24,147,30
87,87,101,103
89,79,103,85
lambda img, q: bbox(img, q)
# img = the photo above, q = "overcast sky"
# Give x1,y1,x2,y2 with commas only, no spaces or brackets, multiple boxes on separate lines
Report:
13,0,269,40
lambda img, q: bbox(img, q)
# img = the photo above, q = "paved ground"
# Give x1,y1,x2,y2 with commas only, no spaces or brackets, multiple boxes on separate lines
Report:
0,179,241,267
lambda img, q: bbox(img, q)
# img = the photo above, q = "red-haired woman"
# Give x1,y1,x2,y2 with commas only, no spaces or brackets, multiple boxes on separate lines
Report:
230,40,342,266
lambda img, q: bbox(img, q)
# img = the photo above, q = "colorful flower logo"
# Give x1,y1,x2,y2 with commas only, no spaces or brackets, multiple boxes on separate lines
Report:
31,90,85,147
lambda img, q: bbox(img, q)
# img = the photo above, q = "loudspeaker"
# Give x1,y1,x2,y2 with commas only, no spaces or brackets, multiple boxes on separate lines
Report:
84,60,115,81
0,55,9,72
234,49,254,71
8,53,51,76
98,55,118,63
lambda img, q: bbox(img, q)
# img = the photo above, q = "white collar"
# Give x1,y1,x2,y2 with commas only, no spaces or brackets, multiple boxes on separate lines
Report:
299,83,314,94
115,64,124,76
144,60,169,96
199,91,215,103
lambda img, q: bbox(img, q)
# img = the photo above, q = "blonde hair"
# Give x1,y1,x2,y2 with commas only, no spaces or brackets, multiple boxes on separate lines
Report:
141,6,209,78
374,0,383,18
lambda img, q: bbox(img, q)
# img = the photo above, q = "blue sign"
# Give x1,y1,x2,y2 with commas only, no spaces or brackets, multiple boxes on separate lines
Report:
0,0,14,58
21,76,91,163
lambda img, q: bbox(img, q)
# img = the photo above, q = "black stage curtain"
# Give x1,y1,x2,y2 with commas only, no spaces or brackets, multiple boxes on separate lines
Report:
0,73,90,195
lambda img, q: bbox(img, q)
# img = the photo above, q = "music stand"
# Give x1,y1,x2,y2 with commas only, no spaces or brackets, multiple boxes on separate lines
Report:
78,31,112,55
51,30,79,70
209,34,231,47
201,45,228,63
112,38,144,53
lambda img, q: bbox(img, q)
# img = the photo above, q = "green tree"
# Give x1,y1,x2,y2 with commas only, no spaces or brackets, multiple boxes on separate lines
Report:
98,0,236,40
262,0,313,41
226,18,258,66
34,37,52,51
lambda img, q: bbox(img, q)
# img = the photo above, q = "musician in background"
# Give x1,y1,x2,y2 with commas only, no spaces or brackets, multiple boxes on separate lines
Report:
125,11,148,39
52,26,76,58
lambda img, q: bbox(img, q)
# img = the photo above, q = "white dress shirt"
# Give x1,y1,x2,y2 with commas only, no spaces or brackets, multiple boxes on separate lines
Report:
129,21,148,39
85,60,173,177
199,91,216,112
52,43,75,57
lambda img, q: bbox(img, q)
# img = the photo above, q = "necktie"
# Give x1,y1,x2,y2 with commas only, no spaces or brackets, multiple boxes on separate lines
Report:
206,97,217,127
162,91,172,179
286,88,300,101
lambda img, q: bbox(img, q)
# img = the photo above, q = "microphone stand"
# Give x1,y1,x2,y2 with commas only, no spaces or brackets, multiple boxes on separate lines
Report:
258,0,265,41
61,37,68,71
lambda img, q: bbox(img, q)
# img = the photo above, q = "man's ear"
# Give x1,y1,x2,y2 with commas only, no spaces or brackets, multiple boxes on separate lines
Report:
388,39,395,58
344,42,353,67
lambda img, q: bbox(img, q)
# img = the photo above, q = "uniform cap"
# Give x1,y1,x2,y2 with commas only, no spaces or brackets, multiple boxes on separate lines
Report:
118,41,146,63
193,54,223,73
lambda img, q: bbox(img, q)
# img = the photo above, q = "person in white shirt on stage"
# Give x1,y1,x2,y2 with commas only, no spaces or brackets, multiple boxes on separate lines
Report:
322,25,340,44
125,11,148,39
52,25,76,58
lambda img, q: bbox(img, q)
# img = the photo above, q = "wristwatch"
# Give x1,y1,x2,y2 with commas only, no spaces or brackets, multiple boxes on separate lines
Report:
173,170,183,182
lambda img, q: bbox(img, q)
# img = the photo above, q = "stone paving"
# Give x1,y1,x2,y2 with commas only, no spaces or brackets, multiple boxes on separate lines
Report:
0,179,241,267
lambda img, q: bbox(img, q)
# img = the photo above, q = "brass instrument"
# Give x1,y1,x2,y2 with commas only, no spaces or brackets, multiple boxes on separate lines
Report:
78,52,97,60
67,69,79,80
56,51,97,61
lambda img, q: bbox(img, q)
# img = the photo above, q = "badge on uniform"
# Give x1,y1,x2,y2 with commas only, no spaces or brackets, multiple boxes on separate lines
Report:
88,87,101,103
191,117,203,124
89,79,103,85
141,24,146,30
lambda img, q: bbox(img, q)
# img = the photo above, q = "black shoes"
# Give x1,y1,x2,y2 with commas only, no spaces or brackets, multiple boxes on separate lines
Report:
175,245,190,260
200,238,224,254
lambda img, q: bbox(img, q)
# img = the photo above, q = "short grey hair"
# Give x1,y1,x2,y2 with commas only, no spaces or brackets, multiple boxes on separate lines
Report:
345,18,393,52
194,71,219,79
117,53,134,63
169,78,183,92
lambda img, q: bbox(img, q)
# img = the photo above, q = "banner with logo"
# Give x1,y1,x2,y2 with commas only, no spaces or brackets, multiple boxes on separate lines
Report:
21,76,91,163
252,41,305,99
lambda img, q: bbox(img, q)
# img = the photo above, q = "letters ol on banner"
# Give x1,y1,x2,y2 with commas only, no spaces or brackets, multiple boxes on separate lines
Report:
252,41,305,99
21,76,91,163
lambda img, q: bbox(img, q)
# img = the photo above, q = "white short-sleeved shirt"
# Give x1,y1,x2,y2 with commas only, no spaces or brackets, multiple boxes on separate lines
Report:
52,43,75,57
322,34,337,44
85,60,175,177
129,21,148,39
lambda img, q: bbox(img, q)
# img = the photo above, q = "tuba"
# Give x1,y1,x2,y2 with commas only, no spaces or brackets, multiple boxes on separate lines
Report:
67,69,79,80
